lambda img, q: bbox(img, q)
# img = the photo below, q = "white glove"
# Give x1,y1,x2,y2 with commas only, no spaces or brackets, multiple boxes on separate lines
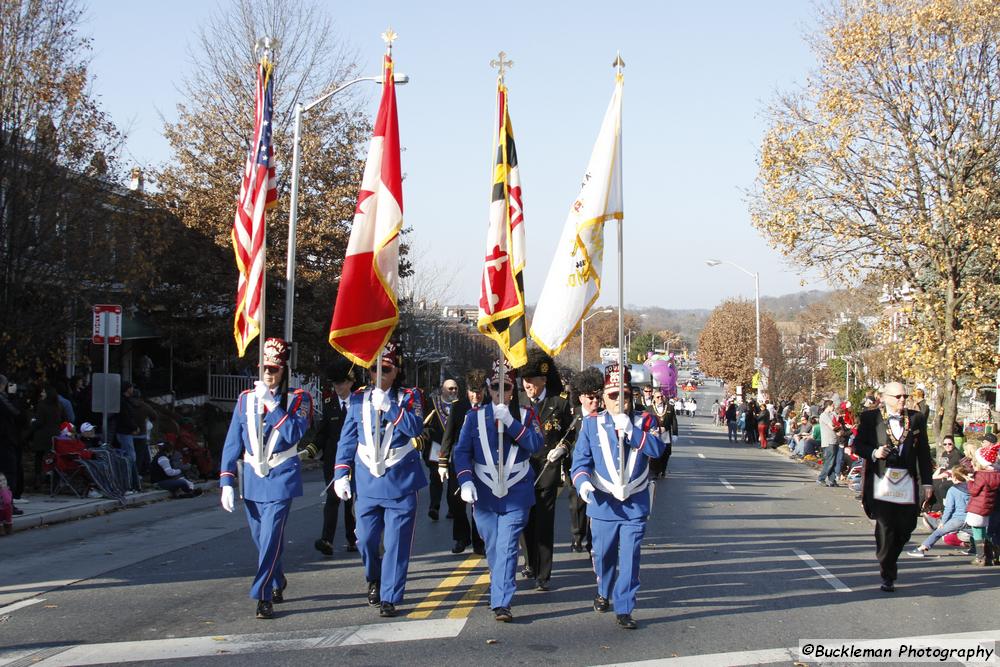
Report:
579,481,596,504
220,486,235,512
612,413,634,438
371,388,391,412
438,466,449,483
334,477,352,501
492,402,514,427
546,445,567,463
254,380,277,411
460,481,478,503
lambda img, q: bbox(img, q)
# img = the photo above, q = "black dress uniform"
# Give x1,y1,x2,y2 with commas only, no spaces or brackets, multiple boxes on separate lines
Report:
519,351,573,589
648,399,678,477
420,392,448,520
565,407,591,551
314,382,357,555
854,406,932,590
439,395,485,554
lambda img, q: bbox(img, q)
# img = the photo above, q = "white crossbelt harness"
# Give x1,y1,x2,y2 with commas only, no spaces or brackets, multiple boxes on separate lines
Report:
593,413,648,501
244,394,299,478
358,390,411,477
475,407,531,498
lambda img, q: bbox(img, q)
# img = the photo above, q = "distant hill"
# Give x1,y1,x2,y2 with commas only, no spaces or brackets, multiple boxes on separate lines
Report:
759,290,833,320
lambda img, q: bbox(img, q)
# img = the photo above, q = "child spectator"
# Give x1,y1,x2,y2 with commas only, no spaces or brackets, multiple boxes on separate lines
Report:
150,440,201,498
966,438,1000,566
908,466,970,557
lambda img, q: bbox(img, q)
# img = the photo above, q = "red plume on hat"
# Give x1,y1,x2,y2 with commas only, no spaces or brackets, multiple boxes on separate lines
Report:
379,340,403,368
263,337,289,368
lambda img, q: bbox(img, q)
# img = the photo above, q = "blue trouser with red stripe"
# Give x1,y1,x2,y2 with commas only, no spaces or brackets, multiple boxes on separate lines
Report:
244,498,292,600
355,492,417,604
591,516,645,614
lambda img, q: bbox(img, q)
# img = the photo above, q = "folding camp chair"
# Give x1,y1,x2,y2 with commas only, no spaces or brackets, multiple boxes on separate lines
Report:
47,436,94,498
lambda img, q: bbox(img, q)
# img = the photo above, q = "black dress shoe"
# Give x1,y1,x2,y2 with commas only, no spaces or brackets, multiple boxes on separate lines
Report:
256,600,274,619
314,539,333,556
368,581,381,606
521,566,535,579
379,602,397,617
535,579,550,591
472,543,486,556
880,578,895,593
616,613,638,629
571,540,584,552
345,542,358,552
451,539,470,554
593,595,610,613
428,508,439,521
272,575,287,603
493,606,513,622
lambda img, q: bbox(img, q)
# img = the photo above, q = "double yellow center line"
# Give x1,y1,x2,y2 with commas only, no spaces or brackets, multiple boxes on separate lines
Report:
408,555,491,620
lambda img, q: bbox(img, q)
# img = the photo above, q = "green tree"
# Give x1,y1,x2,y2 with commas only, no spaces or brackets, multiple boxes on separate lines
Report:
752,0,1000,441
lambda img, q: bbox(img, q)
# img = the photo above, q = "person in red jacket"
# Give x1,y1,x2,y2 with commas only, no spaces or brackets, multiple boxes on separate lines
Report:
966,437,1000,566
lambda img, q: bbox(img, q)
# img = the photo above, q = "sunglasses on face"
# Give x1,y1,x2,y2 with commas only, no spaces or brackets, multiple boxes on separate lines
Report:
581,393,600,401
887,394,909,400
943,442,955,446
490,383,514,392
605,391,631,401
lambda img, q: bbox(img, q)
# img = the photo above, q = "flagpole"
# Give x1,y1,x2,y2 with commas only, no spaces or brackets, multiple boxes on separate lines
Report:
489,52,512,498
613,53,626,484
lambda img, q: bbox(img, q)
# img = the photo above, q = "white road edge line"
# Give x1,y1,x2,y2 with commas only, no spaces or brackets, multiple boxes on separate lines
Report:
719,477,735,490
0,597,45,615
0,618,468,667
794,548,852,593
697,453,706,459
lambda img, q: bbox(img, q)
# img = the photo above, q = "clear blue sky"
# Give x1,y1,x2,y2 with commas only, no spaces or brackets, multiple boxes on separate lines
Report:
85,0,827,310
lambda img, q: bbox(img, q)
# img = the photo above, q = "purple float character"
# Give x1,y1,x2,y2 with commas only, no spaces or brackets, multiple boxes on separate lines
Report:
644,352,678,400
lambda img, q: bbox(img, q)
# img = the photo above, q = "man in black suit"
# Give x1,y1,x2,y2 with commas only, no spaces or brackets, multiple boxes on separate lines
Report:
438,369,486,555
313,362,358,556
519,349,573,591
853,381,933,592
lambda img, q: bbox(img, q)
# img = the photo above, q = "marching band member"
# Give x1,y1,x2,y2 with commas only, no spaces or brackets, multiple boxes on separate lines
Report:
565,368,605,553
219,337,313,620
518,349,573,591
571,363,664,629
333,341,426,618
453,360,542,622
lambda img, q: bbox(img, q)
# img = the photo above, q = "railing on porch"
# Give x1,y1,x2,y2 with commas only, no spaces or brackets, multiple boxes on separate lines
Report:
208,374,255,402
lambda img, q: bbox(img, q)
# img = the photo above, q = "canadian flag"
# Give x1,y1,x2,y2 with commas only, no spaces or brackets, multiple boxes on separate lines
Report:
328,54,403,366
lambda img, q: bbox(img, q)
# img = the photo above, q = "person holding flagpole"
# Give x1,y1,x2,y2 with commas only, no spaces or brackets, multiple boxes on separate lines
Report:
453,360,542,622
332,341,426,618
219,338,313,620
571,363,664,629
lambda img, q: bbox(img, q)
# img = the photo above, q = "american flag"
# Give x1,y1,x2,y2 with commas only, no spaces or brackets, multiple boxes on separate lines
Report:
232,56,277,357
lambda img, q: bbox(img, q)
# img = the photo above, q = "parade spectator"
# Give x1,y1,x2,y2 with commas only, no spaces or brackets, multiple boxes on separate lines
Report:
745,400,758,444
725,400,738,442
712,399,721,426
115,382,140,466
150,440,201,498
966,438,1000,566
909,465,970,557
912,388,930,423
928,435,963,515
54,379,75,424
790,417,818,458
757,402,770,449
31,385,67,490
0,473,11,535
0,375,22,510
816,401,840,487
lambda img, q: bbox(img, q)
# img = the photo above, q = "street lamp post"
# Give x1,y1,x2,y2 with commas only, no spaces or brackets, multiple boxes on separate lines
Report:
706,259,761,399
580,308,614,370
284,72,410,350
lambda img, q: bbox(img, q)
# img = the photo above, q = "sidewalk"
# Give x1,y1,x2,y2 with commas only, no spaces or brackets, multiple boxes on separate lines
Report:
10,481,219,534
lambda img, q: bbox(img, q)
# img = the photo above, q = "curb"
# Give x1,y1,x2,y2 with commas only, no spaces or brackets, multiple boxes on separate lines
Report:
11,481,218,533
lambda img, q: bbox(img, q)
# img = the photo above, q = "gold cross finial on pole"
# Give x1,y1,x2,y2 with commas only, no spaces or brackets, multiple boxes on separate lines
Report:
490,51,513,81
612,51,625,74
381,27,398,55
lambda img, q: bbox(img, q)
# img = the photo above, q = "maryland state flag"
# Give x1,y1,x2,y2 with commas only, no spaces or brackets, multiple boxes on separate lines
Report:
477,77,527,368
232,56,277,357
328,54,403,366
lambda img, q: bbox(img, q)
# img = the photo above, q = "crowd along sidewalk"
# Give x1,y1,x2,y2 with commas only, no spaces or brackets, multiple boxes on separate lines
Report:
10,481,219,534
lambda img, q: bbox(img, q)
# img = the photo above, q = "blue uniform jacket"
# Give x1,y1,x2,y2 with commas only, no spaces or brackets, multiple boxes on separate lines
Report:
220,388,313,502
570,411,665,520
334,386,427,500
453,403,542,513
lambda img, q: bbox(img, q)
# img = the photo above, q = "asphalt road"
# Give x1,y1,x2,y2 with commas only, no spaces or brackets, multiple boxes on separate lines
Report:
2,385,999,666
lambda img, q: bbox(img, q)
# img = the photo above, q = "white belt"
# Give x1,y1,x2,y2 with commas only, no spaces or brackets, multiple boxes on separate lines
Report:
357,442,413,476
474,460,531,497
243,448,298,477
595,413,646,501
591,468,648,499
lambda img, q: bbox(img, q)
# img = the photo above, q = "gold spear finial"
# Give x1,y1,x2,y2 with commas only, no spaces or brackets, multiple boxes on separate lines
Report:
381,26,398,54
490,51,513,81
612,51,625,73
